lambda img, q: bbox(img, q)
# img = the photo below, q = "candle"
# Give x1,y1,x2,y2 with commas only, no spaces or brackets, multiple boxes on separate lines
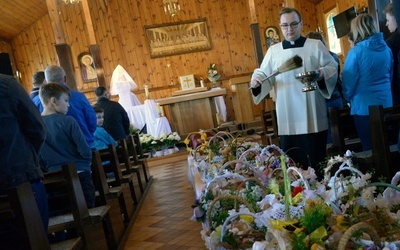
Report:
144,84,149,99
156,103,165,117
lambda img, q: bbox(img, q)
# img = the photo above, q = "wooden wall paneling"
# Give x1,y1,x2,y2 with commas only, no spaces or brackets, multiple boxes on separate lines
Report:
30,25,45,73
294,0,318,35
12,36,31,89
256,0,282,54
91,0,113,88
116,0,146,99
222,0,255,75
35,19,51,70
62,4,91,89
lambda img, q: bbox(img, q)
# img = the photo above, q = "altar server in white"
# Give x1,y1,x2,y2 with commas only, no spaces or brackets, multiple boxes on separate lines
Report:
250,7,338,175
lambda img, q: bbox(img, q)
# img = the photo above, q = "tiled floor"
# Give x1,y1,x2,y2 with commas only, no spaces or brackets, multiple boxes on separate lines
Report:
123,158,206,249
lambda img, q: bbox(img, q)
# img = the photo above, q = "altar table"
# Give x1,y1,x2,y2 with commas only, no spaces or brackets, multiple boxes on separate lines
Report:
155,88,227,135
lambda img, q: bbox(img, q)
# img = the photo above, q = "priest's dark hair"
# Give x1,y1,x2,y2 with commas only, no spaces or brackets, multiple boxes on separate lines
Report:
279,7,302,22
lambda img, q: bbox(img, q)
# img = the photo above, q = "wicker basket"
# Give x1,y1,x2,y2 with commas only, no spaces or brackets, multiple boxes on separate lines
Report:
219,212,268,250
338,222,381,250
238,148,260,162
236,177,267,197
207,194,255,230
218,160,256,176
204,172,247,195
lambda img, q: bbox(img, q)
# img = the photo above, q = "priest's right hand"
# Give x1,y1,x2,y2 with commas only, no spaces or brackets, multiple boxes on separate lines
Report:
249,77,263,89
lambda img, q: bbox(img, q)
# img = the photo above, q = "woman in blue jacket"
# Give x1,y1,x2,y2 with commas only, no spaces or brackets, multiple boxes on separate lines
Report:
342,13,393,151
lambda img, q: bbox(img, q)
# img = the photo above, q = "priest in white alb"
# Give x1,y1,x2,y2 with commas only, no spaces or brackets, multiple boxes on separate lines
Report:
249,7,338,177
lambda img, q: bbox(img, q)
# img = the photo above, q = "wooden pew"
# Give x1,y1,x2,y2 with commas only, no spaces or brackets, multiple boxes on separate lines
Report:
91,150,128,248
328,106,362,156
128,134,151,184
131,132,151,160
369,105,400,180
0,182,82,250
117,138,144,197
44,163,110,250
99,144,138,214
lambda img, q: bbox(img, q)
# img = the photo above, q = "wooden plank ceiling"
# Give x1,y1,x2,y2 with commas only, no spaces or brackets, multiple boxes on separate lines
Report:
0,0,48,41
0,0,321,42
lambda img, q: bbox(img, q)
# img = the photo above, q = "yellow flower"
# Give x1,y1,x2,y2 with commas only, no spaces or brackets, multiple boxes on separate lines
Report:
311,243,325,250
240,215,254,224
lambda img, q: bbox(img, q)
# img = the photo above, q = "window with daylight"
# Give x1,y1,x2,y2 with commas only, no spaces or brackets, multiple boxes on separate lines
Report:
325,7,342,54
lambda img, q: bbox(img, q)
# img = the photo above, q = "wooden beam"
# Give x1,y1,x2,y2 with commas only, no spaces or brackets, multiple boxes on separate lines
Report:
81,0,96,45
55,44,78,90
45,0,66,44
248,0,257,24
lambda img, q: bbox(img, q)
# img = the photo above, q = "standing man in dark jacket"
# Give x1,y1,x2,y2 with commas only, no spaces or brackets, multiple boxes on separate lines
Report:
0,73,48,230
95,86,130,141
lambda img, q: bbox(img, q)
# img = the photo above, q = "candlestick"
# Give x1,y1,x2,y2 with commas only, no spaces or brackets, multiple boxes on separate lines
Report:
144,84,149,99
156,103,165,117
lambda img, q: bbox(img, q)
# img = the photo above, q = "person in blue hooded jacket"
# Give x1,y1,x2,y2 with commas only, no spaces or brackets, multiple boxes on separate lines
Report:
342,13,393,151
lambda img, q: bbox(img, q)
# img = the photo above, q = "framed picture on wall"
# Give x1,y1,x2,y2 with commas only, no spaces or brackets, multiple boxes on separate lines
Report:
78,52,97,83
265,26,281,48
144,18,212,58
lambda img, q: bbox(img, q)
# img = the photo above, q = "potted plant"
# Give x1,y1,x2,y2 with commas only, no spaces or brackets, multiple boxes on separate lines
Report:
165,132,181,154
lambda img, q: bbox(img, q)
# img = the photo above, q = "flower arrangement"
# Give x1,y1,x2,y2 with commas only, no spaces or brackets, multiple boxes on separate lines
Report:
208,63,221,87
165,132,181,149
139,133,154,153
139,131,181,154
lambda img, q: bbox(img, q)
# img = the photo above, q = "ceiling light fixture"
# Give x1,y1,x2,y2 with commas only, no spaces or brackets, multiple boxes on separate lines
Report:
163,0,181,17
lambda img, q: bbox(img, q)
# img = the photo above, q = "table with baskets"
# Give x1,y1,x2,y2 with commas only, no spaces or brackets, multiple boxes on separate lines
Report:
187,131,400,250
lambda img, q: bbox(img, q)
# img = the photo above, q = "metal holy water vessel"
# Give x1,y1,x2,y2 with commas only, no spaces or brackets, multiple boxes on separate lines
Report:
295,70,319,92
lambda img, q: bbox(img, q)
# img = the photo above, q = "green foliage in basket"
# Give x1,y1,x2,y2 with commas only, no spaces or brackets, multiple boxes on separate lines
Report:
210,199,235,229
291,233,308,250
241,182,263,213
300,199,332,233
290,199,332,249
222,224,267,249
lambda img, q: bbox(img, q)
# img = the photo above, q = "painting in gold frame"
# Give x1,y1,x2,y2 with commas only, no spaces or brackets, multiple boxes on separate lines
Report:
144,18,212,58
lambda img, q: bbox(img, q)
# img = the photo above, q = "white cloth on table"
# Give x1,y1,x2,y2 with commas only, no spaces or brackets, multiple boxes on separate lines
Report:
211,87,227,122
127,105,146,130
144,99,172,138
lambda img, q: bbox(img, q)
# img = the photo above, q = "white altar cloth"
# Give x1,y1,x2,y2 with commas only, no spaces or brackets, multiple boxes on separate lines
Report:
144,100,172,138
127,104,146,130
212,87,227,121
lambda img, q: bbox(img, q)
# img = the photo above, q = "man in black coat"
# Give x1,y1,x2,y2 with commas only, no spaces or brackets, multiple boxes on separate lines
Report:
94,86,130,141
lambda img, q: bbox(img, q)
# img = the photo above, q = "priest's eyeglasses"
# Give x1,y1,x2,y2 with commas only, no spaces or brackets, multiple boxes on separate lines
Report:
280,21,301,29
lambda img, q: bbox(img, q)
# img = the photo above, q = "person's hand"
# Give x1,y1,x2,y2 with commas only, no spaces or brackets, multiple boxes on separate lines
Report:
249,77,263,89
